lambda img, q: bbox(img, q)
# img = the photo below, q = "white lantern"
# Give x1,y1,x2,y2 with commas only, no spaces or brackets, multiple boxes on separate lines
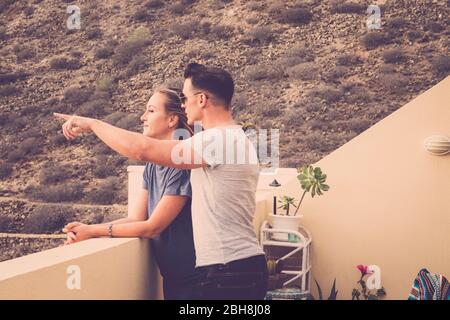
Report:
424,135,450,156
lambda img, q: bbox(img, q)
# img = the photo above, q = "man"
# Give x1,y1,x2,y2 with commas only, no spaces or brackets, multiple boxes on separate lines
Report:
55,63,268,300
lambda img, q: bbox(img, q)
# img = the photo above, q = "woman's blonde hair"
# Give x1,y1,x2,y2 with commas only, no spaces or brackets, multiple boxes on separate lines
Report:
154,87,194,136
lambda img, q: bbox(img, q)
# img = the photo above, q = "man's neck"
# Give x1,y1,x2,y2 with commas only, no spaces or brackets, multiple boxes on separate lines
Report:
202,109,236,130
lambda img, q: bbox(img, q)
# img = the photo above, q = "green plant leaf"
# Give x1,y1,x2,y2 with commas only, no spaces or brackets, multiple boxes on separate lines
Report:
377,287,386,297
352,288,360,300
328,278,338,300
306,293,315,300
267,259,276,275
275,259,284,274
314,279,323,300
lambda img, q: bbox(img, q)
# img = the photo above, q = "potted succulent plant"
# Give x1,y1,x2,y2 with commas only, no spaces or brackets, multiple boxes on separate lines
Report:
269,165,329,241
293,165,329,215
270,196,301,241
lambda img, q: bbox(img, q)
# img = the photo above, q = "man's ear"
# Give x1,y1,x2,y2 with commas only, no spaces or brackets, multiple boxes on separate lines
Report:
199,93,207,108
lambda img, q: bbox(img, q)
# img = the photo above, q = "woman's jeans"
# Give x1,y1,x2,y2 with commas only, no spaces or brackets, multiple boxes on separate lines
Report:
196,254,268,300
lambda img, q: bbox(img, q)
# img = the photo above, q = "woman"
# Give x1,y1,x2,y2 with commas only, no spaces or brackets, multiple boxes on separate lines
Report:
63,87,202,300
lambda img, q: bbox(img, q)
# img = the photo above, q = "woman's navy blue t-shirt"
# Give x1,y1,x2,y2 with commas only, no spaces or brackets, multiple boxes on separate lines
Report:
143,163,198,282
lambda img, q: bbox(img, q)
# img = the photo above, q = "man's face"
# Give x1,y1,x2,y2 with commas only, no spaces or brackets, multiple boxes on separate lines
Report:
182,78,203,126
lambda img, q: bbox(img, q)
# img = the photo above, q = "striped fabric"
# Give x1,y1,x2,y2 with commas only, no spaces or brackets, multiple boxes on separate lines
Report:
408,268,450,300
265,287,310,300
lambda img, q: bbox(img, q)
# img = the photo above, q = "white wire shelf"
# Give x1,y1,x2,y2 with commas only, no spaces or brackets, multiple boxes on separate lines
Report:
260,220,312,290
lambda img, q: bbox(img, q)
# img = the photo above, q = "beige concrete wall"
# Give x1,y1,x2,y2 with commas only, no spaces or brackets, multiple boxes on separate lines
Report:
0,166,164,300
0,166,271,300
0,238,162,299
270,76,450,299
255,169,300,239
127,166,146,216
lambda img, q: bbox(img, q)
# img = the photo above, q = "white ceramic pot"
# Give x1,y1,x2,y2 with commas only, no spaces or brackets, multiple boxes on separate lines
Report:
269,214,302,241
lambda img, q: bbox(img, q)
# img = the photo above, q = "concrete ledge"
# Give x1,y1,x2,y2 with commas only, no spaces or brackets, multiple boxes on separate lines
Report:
0,167,299,299
0,237,162,299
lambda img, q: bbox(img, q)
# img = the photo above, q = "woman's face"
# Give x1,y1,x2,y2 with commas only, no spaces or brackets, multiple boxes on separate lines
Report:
140,92,173,139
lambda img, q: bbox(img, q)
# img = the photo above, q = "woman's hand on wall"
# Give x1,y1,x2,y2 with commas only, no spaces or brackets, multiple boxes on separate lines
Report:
63,231,77,246
62,221,92,244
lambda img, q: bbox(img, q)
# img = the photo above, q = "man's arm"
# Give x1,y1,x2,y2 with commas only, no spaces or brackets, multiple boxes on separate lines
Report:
90,119,204,169
54,113,206,169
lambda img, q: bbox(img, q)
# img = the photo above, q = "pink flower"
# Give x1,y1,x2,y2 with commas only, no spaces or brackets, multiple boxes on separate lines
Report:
357,265,369,276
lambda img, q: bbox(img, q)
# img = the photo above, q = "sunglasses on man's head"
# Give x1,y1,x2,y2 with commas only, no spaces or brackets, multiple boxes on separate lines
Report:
179,92,205,104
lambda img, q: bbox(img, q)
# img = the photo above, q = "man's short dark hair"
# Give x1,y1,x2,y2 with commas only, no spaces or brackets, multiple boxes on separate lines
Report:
184,63,234,108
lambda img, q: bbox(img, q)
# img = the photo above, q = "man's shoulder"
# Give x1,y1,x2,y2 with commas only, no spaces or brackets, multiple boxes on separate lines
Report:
208,163,260,175
191,125,245,138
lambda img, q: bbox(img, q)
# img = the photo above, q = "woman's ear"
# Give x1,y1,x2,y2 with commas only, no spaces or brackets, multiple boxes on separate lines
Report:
168,114,179,129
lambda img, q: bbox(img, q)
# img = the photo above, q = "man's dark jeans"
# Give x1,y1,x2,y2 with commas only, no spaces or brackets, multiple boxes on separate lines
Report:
196,254,268,300
163,272,204,300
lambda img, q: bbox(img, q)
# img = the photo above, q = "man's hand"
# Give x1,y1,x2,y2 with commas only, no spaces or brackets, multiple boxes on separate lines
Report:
54,113,95,140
